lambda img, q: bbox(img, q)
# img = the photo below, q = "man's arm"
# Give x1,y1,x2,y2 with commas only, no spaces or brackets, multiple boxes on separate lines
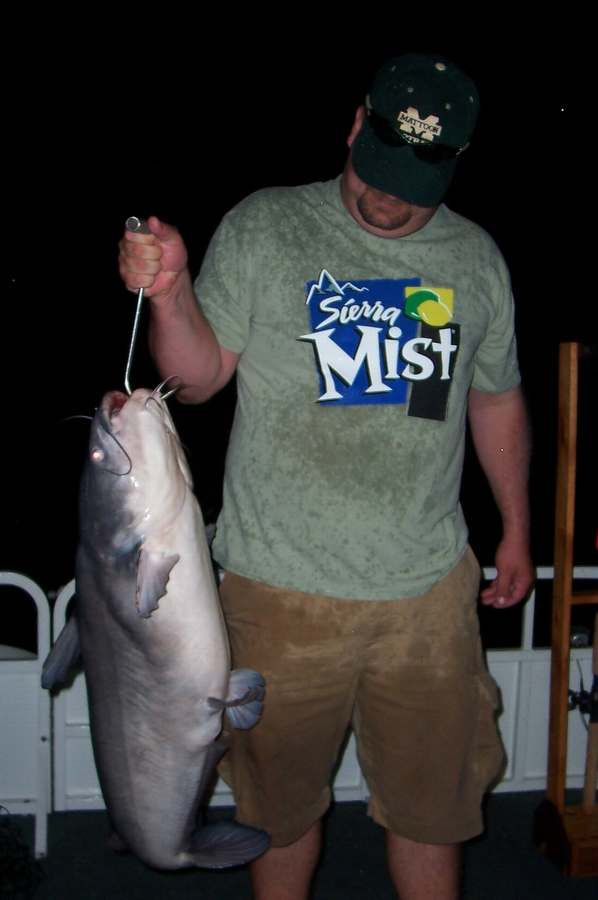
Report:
147,267,240,404
118,216,239,403
467,385,535,608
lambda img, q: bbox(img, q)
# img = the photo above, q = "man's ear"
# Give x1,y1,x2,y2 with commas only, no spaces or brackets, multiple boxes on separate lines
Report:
347,106,366,148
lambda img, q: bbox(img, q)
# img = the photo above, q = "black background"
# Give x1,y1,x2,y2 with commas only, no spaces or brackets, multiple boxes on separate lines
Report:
3,30,595,648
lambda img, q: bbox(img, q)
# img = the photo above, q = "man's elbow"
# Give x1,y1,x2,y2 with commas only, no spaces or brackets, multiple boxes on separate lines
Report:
176,349,239,404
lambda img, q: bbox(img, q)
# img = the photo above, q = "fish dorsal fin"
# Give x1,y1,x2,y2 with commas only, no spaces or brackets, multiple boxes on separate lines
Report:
135,549,180,618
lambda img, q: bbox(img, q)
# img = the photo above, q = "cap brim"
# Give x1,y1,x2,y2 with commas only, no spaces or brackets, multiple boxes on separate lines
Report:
352,119,457,207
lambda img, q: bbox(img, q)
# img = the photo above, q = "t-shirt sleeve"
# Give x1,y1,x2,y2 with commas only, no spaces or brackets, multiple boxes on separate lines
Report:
471,249,521,393
193,208,253,354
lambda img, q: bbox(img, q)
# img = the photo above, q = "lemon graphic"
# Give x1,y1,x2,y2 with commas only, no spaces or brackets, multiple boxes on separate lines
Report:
417,299,452,327
405,289,439,320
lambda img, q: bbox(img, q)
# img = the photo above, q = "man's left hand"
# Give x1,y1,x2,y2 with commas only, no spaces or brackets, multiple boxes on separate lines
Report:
480,536,535,608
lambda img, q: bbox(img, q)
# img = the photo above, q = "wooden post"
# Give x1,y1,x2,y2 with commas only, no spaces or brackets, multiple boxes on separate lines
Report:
535,343,598,876
546,342,578,811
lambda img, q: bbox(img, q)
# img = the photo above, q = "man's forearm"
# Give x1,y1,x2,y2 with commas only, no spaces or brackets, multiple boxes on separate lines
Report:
148,270,235,403
467,386,531,540
468,385,534,606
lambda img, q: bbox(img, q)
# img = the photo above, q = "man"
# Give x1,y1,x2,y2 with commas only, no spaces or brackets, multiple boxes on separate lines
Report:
119,53,534,900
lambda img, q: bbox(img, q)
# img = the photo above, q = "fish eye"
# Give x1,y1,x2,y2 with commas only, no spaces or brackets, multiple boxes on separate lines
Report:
91,448,105,463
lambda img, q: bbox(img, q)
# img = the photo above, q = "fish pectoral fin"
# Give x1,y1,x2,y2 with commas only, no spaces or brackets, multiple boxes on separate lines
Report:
41,615,81,690
219,668,266,731
135,549,180,618
187,821,270,869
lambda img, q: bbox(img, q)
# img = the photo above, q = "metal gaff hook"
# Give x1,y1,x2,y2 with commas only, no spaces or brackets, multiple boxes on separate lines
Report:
124,216,151,395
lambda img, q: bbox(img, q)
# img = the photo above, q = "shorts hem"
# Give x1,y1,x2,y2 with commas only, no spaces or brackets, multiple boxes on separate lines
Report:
235,793,331,848
367,797,483,845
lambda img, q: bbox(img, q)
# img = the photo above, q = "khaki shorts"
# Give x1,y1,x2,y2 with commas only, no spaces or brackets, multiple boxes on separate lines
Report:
218,547,505,847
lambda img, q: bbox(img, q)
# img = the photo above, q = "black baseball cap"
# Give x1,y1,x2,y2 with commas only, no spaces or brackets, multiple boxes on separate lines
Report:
351,53,479,206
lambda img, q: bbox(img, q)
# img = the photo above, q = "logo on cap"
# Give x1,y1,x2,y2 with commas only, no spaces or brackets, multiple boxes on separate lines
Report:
397,108,442,144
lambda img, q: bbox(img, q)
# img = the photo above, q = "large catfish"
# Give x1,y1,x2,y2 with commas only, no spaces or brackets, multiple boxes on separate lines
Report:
43,386,269,869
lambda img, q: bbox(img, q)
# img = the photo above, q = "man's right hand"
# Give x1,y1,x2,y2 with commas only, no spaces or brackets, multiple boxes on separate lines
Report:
118,216,188,303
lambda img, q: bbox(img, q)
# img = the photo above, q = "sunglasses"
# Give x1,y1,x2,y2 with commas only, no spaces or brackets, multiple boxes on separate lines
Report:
366,107,467,163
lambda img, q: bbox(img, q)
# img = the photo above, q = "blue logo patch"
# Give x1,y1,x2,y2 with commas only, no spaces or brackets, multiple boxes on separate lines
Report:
299,271,458,413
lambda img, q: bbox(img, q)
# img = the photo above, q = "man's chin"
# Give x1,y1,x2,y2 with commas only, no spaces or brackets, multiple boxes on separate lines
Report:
356,194,413,232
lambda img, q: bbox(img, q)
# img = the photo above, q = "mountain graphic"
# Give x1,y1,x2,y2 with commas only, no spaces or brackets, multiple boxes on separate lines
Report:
305,269,369,305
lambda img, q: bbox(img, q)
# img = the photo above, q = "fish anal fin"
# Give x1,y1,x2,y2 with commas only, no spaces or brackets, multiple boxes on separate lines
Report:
135,549,179,618
192,738,229,806
187,821,270,869
216,668,266,730
41,615,81,690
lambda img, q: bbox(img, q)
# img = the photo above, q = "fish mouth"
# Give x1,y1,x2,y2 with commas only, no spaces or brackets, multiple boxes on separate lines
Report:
96,391,129,439
94,391,133,475
102,391,129,422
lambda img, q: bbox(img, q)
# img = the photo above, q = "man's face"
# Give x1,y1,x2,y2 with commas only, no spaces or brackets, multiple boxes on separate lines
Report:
341,107,438,239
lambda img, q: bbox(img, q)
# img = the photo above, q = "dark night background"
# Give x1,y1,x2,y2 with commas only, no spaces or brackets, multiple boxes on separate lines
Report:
3,32,595,650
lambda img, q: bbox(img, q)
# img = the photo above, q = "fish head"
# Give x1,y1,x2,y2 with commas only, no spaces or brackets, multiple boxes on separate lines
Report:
81,389,193,552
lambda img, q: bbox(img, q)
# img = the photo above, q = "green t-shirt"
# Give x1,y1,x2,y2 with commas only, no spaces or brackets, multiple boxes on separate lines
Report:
195,176,520,599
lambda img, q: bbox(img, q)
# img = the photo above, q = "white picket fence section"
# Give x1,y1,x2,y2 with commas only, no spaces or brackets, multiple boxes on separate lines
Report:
0,572,51,859
1,566,596,858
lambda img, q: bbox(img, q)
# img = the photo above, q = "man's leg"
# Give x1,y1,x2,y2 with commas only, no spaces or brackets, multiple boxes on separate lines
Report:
386,831,460,900
250,820,322,900
219,575,361,899
353,550,502,898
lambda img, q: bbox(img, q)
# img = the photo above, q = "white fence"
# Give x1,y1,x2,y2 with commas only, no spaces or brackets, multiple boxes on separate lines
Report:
1,566,596,858
0,573,51,859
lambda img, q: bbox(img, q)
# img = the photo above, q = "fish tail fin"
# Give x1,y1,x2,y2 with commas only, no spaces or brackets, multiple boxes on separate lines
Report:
187,821,270,868
41,615,81,690
107,830,130,854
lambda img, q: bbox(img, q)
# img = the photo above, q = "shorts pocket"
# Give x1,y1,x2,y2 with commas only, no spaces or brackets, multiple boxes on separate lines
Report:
473,671,507,792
